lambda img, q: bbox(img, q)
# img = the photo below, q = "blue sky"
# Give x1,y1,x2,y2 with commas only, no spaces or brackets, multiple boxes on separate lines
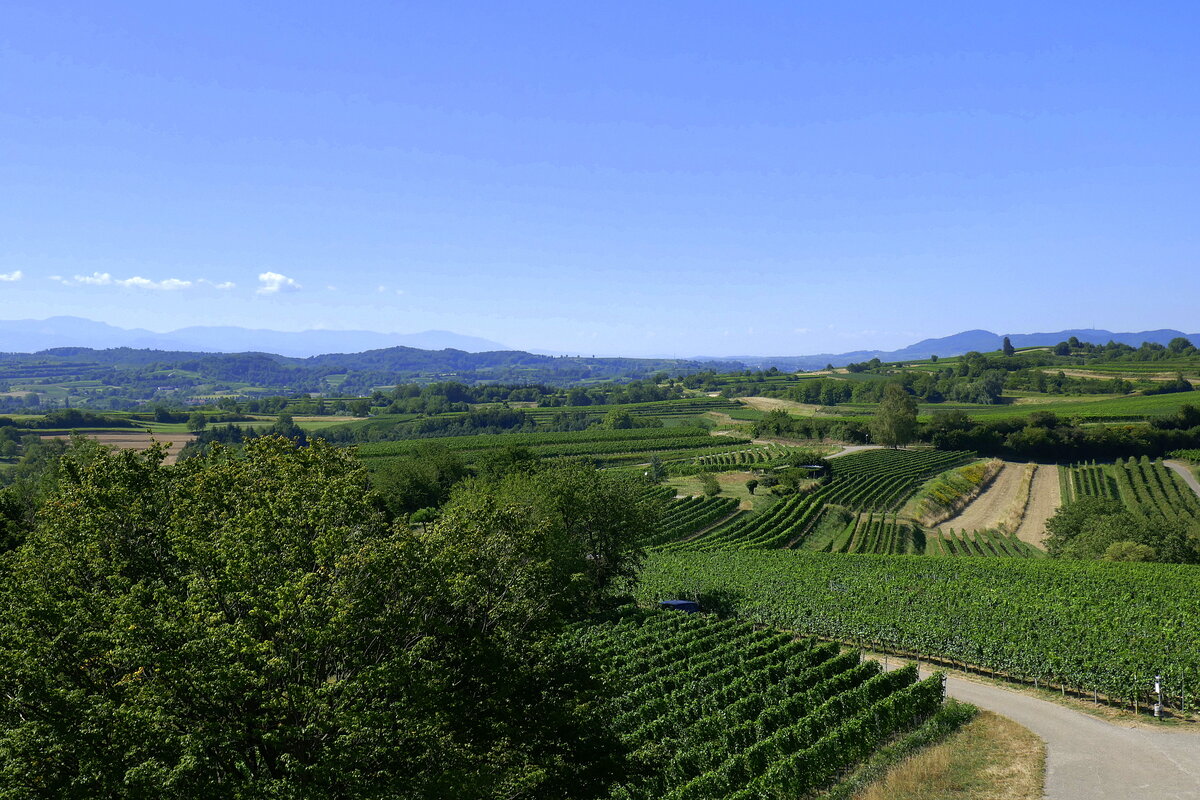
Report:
2,2,1197,356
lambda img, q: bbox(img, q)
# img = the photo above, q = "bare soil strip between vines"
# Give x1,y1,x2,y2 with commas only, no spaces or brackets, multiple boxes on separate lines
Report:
1014,465,1061,548
941,462,1025,532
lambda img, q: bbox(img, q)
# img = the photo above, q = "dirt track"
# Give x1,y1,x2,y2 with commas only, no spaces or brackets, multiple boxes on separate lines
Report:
1165,460,1200,499
1015,465,1061,548
871,655,1200,800
941,670,1199,799
738,396,826,416
942,462,1023,531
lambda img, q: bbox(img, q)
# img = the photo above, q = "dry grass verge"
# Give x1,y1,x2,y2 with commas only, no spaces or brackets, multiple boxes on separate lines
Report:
852,710,1044,800
995,463,1036,534
903,459,1003,527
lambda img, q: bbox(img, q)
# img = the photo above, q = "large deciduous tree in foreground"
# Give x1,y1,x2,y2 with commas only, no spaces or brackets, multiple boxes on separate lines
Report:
0,437,651,799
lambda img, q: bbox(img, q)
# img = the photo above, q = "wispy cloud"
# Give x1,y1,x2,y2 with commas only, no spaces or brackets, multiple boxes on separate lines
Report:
51,272,204,290
0,270,22,282
117,276,193,290
198,279,236,290
257,271,301,295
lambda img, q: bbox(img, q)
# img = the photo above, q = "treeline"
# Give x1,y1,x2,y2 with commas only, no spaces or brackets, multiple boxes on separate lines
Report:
1052,335,1198,360
926,406,1200,461
752,404,1200,461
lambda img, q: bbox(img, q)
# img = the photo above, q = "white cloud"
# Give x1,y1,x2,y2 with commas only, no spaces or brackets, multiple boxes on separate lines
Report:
0,270,22,282
198,279,236,290
51,271,197,290
257,271,301,295
116,276,193,290
76,272,113,285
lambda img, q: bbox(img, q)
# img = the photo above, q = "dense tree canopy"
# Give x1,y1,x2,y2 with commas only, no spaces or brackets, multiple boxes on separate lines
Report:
0,437,652,798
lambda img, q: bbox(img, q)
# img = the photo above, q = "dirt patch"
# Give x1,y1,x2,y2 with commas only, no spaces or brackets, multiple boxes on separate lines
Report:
942,463,1025,532
1010,394,1118,405
1055,369,1187,381
41,431,196,465
1014,465,1061,549
739,396,825,416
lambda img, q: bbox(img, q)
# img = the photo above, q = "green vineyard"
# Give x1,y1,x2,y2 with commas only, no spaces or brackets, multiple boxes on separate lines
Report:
637,550,1200,710
825,450,977,512
822,512,922,555
565,607,945,799
642,495,742,548
926,527,1041,558
1064,456,1200,525
660,490,829,552
356,427,762,468
654,450,982,553
524,397,744,425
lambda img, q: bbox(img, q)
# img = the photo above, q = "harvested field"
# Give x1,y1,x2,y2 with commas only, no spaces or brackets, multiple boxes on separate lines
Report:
1014,465,1060,549
738,396,825,415
41,431,196,465
941,462,1025,532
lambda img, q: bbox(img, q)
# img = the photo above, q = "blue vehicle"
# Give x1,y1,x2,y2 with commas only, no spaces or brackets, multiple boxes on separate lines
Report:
658,599,700,613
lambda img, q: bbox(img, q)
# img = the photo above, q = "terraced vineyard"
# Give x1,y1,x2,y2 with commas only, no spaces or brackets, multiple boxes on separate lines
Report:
826,449,976,511
1063,456,1200,524
677,443,800,470
638,550,1200,711
524,397,744,426
660,489,830,552
824,512,922,555
641,495,741,548
356,427,756,468
927,527,1041,557
654,450,978,552
566,607,945,799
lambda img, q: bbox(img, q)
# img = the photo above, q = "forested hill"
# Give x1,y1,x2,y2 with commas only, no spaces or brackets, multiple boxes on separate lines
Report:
0,345,745,396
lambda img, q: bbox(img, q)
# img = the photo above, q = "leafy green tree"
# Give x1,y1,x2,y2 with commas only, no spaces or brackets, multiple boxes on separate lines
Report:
870,383,918,448
646,454,665,482
1103,541,1156,562
370,442,468,518
603,409,634,429
0,437,624,798
745,478,758,495
458,461,660,597
700,472,721,497
185,411,207,432
1002,336,1016,357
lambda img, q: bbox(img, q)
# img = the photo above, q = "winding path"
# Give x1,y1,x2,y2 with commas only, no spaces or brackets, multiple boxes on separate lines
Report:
888,660,1200,799
1165,460,1200,499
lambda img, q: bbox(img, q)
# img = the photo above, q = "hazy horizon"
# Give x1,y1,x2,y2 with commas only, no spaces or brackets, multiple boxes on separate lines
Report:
2,3,1198,355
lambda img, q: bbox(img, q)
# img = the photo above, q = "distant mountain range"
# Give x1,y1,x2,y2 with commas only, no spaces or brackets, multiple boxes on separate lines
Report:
701,328,1200,371
0,316,507,356
0,318,1196,369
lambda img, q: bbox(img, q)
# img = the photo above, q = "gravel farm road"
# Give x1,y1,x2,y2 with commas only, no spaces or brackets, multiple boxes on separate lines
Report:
1164,460,1200,499
938,670,1200,799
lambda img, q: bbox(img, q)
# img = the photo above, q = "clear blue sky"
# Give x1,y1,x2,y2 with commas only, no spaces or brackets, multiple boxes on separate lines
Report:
2,2,1197,356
